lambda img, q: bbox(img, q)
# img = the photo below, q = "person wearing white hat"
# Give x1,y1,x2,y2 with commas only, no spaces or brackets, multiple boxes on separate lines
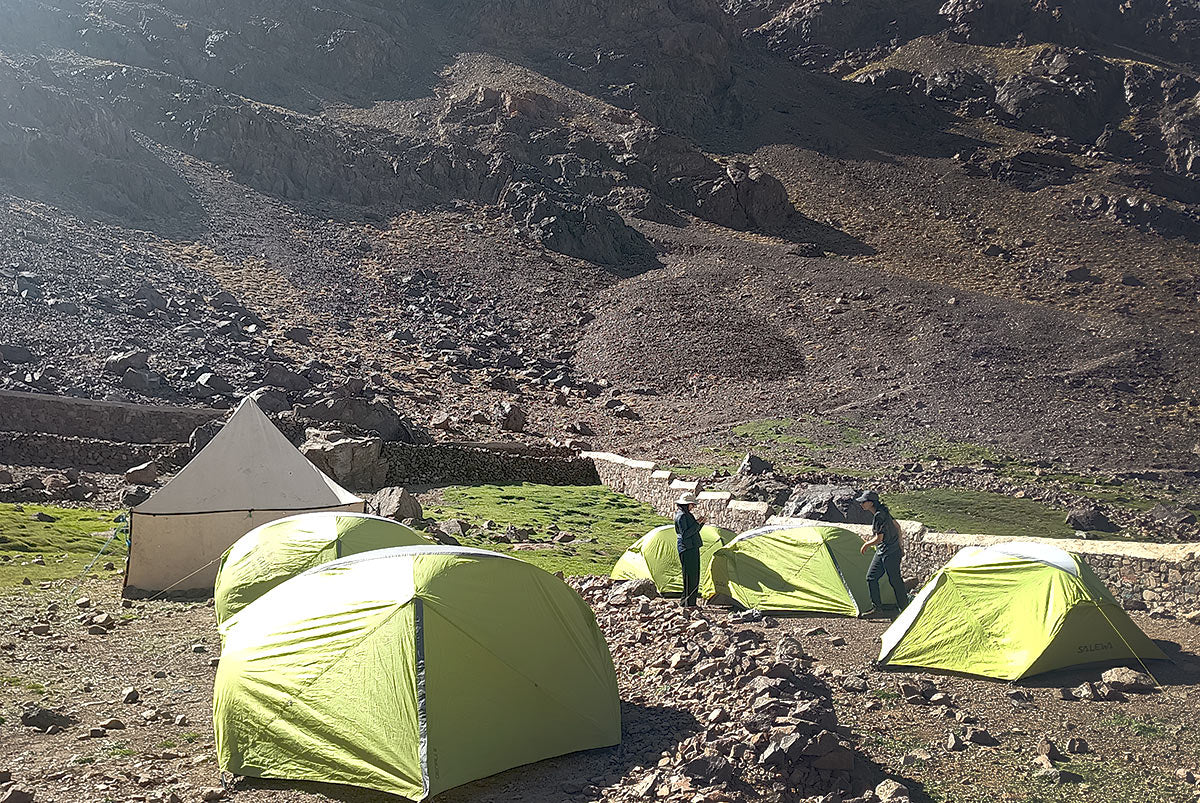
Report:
674,492,706,606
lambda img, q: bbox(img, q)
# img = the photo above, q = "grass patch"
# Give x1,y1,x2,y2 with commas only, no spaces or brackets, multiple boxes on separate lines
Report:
1104,712,1168,739
107,742,136,757
887,489,1080,539
0,504,123,588
0,676,46,693
181,731,200,743
423,483,670,576
157,738,179,749
846,36,1053,82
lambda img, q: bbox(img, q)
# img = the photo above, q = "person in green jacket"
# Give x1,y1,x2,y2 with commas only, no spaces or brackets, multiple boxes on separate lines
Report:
856,490,909,616
674,493,705,607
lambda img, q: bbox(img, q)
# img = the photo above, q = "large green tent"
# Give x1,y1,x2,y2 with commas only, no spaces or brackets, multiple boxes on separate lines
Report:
610,523,735,597
214,546,620,800
213,511,427,625
878,541,1165,680
708,524,898,615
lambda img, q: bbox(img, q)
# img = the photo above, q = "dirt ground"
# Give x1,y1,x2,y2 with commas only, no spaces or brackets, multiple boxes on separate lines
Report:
2,574,1198,803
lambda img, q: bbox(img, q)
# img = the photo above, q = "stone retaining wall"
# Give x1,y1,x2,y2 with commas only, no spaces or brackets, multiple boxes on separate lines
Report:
585,452,773,532
0,390,221,443
587,451,1200,616
383,443,600,488
0,431,189,473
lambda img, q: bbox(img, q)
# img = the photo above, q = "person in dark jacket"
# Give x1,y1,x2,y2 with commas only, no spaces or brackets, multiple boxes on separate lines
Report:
674,493,705,607
856,490,909,616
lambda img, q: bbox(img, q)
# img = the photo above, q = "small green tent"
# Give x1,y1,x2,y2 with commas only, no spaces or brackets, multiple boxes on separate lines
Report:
878,542,1165,680
214,546,620,800
708,524,898,615
611,523,735,597
213,512,427,625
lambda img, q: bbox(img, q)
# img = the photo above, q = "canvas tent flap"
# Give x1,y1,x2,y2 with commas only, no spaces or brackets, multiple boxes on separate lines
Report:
134,397,360,515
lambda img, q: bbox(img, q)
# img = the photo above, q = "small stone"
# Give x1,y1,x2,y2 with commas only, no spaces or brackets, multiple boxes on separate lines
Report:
876,779,910,802
191,644,207,654
946,732,966,751
902,749,932,765
1101,667,1156,692
200,789,226,802
99,718,125,730
1175,768,1197,785
1066,738,1090,754
75,597,92,609
30,624,50,635
966,727,999,746
174,714,189,726
122,686,139,704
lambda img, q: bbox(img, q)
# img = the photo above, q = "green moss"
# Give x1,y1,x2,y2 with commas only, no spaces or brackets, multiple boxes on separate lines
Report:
423,483,670,576
0,676,46,693
0,504,123,589
887,489,1079,538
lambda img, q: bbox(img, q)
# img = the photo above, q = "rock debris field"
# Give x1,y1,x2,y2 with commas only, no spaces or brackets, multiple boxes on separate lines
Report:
3,575,1200,803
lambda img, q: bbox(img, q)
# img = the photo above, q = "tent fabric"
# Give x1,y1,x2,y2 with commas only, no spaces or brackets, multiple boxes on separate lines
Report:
214,512,428,625
214,546,621,800
134,397,359,515
878,542,1165,680
708,524,897,616
125,398,364,593
610,524,735,596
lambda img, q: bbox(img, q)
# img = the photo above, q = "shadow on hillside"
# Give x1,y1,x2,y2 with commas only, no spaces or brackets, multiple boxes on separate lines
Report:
235,700,700,802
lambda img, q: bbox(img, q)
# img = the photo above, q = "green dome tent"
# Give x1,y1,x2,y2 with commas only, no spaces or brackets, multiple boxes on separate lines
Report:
213,511,427,625
610,523,736,597
878,541,1165,680
214,546,621,800
708,524,899,615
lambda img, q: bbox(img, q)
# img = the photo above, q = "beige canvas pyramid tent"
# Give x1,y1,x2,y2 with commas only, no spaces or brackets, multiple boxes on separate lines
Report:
125,397,364,595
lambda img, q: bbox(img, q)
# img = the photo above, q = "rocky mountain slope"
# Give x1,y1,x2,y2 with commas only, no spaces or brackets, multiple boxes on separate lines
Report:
1,0,1198,483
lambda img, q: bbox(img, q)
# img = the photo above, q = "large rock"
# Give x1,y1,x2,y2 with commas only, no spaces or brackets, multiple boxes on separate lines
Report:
494,401,527,433
104,349,149,375
300,428,388,490
123,461,158,486
737,453,774,476
780,484,873,523
1065,506,1118,532
246,386,291,414
372,486,423,521
1100,667,1156,692
295,397,419,442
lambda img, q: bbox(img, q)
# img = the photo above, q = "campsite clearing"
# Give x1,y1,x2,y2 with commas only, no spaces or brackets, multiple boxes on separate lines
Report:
2,573,1197,803
419,483,670,576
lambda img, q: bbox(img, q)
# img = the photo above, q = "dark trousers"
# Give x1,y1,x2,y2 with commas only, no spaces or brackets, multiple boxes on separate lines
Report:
680,547,701,607
867,550,908,609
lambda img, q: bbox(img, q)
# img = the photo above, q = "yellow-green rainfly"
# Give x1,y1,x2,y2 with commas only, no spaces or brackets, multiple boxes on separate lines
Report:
879,542,1166,680
709,524,900,615
611,523,735,597
214,546,621,800
213,511,427,625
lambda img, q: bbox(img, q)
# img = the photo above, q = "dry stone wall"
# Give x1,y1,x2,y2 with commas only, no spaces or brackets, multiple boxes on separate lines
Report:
587,451,1200,616
0,390,221,442
0,431,188,473
382,443,599,488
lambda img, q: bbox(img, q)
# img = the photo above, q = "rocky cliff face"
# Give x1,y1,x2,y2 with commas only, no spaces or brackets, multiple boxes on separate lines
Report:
0,0,1198,480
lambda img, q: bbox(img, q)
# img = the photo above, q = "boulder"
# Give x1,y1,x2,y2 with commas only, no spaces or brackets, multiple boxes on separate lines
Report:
123,461,158,486
737,453,774,476
295,397,419,442
300,429,388,490
1065,506,1118,532
283,326,312,344
494,401,527,433
0,344,34,364
372,486,423,521
104,349,149,374
194,372,235,398
781,484,873,523
246,386,291,414
260,362,312,393
1100,667,1156,692
120,486,152,507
